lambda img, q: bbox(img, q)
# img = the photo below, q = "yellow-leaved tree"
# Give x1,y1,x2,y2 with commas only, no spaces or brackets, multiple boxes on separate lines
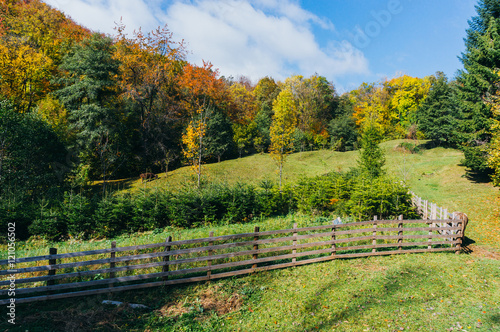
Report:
270,88,297,191
182,112,207,188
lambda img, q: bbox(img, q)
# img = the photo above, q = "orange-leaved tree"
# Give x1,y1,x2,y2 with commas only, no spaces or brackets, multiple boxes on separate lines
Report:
178,61,230,187
114,22,186,168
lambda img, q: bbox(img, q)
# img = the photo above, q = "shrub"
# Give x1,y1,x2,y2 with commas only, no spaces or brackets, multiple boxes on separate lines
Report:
28,200,65,241
397,142,421,154
93,194,133,238
292,170,416,221
0,192,33,241
131,189,170,231
61,191,94,238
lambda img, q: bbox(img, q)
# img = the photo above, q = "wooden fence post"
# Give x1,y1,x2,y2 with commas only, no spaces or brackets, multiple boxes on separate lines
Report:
47,248,57,291
428,220,433,250
372,216,377,253
331,218,337,257
442,208,449,230
207,231,214,279
451,212,457,245
109,241,116,289
292,223,297,264
398,215,403,251
431,203,437,238
162,236,172,282
252,226,259,269
455,219,462,255
423,200,428,219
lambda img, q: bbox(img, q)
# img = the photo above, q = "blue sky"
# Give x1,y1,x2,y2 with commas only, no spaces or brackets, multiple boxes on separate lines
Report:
43,0,477,92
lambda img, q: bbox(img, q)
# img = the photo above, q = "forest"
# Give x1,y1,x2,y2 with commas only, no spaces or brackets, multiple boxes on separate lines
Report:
1,0,500,240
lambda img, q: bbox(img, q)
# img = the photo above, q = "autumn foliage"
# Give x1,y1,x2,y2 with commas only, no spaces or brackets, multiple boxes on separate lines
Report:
2,0,499,195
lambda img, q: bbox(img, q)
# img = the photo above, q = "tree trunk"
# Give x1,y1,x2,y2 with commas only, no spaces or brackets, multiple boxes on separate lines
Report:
279,161,283,193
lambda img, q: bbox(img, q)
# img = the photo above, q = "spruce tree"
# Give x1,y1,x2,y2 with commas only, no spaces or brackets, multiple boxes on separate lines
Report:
456,0,500,175
416,72,457,145
358,125,385,178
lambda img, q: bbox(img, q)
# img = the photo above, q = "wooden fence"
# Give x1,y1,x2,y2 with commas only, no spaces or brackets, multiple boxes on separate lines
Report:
410,191,469,237
0,214,467,305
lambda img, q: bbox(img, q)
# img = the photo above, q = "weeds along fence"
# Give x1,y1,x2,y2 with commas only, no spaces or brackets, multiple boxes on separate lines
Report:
0,214,467,305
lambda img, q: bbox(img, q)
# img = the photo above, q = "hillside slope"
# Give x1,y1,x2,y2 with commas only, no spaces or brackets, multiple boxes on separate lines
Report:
119,139,499,251
3,139,499,332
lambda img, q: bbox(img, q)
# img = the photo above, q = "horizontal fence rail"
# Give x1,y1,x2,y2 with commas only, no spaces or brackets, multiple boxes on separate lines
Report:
410,191,469,237
0,215,467,305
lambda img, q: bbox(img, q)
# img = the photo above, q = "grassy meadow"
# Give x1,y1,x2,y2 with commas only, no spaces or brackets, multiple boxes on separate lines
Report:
1,139,500,331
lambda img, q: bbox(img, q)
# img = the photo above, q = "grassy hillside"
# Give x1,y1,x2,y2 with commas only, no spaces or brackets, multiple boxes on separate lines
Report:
115,139,499,251
2,140,499,332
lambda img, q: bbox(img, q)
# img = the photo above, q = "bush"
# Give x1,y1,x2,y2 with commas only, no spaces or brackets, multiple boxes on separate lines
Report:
397,142,421,154
61,191,94,238
0,191,34,241
131,189,170,231
28,200,66,241
293,172,353,216
93,195,133,238
22,171,418,240
292,170,417,221
347,177,416,221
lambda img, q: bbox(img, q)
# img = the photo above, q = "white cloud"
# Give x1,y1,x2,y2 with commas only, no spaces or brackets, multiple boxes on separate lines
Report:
44,0,160,34
162,0,369,82
43,0,369,84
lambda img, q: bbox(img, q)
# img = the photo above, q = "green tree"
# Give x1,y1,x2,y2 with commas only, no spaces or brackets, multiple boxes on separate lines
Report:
205,110,235,162
0,100,67,198
328,95,358,151
55,33,123,191
329,114,358,151
252,102,273,153
270,88,297,191
357,125,385,178
416,72,457,145
455,0,500,176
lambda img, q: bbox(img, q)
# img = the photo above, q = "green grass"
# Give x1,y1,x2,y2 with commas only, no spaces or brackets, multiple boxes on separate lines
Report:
3,253,499,331
108,139,500,251
2,140,500,331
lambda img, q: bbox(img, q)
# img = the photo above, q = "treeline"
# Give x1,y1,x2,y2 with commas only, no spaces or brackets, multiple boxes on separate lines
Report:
0,1,350,196
0,0,437,198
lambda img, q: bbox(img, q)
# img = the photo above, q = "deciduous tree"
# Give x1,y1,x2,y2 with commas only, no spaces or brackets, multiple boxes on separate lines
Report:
270,88,297,191
114,23,186,169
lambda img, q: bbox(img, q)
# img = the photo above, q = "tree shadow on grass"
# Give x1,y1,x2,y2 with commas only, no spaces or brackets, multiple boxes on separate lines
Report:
461,168,493,184
488,314,500,325
285,259,457,332
92,177,137,194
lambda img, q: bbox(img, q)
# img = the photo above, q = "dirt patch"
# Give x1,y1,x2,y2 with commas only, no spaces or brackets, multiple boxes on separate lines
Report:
352,261,389,272
463,244,500,260
160,285,243,318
